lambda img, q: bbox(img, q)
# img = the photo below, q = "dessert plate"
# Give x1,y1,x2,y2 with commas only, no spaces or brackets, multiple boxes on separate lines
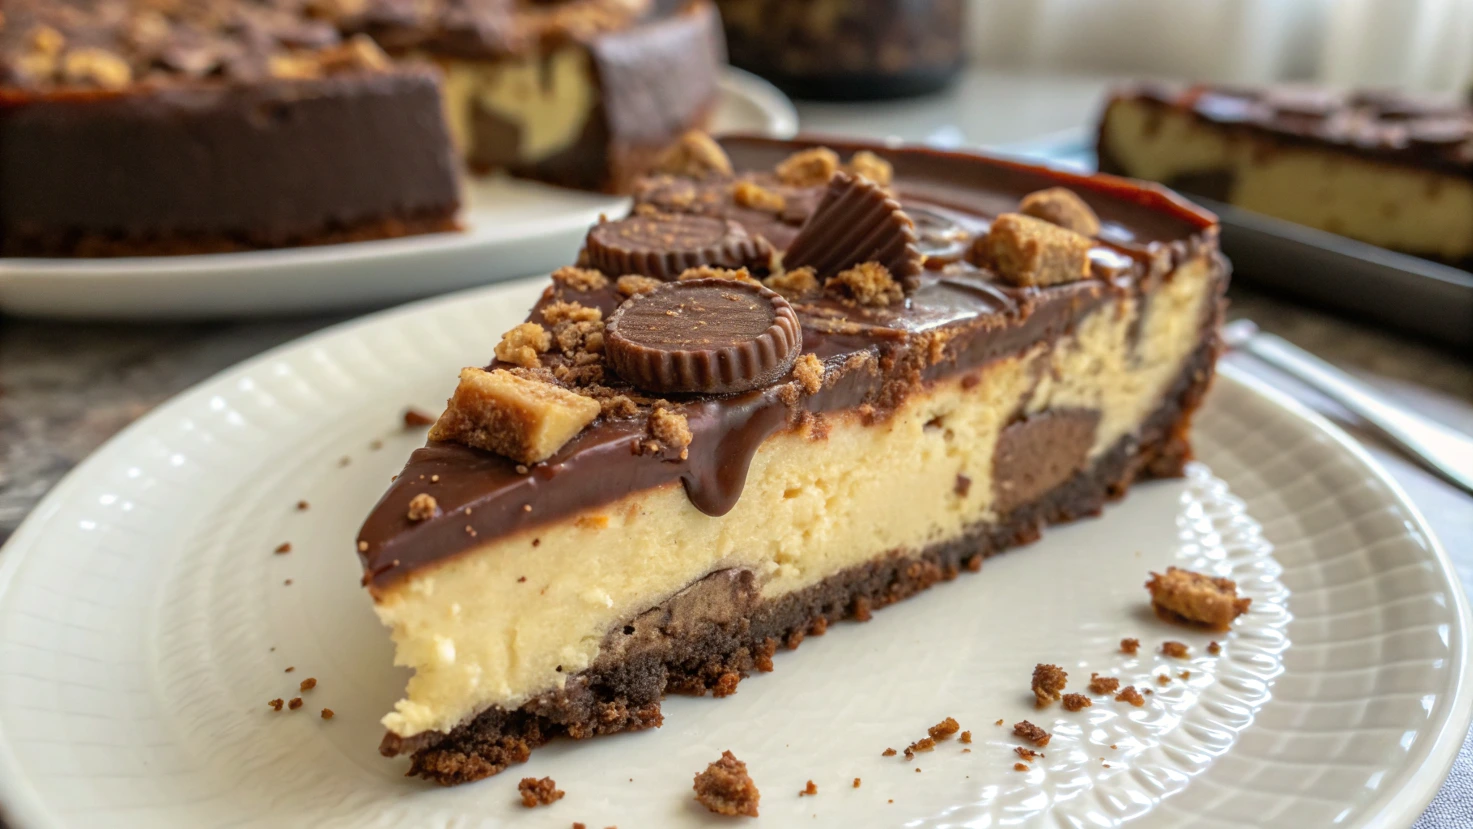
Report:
0,70,798,321
0,277,1467,828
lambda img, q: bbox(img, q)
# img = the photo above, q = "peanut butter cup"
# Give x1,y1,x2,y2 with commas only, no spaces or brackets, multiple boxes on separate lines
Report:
584,214,774,281
782,172,923,290
604,278,801,395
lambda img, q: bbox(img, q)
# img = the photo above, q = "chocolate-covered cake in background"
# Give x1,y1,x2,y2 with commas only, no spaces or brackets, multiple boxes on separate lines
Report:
355,133,1228,784
1098,83,1473,267
0,0,724,257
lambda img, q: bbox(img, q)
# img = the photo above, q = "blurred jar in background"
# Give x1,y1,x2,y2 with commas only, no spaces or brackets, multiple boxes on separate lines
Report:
714,0,964,100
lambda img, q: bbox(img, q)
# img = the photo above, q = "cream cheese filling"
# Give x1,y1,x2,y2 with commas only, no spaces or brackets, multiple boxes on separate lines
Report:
374,256,1215,738
1101,99,1473,260
436,46,597,165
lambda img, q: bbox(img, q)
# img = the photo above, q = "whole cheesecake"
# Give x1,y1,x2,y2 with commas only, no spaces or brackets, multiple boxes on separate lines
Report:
0,0,723,257
1098,83,1473,267
356,134,1228,784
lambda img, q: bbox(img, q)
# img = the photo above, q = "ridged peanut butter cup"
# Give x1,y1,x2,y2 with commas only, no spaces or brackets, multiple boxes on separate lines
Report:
604,278,802,395
584,213,773,280
782,172,924,290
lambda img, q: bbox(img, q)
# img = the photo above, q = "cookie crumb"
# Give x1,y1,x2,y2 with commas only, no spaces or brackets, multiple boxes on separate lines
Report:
928,717,961,740
288,698,303,710
1116,686,1145,707
407,492,438,522
268,698,284,712
285,667,294,673
1120,638,1141,654
1161,640,1190,658
296,500,310,511
995,718,1004,726
693,751,759,817
1014,763,1029,772
1088,672,1120,695
881,748,897,757
775,146,840,187
792,353,825,394
274,542,292,554
1012,720,1051,747
615,274,662,297
1156,673,1171,686
338,456,351,467
959,731,972,744
321,708,334,720
1032,663,1067,707
1208,641,1222,655
799,780,817,797
1062,693,1092,712
904,737,935,758
1146,567,1252,629
732,179,786,213
763,267,820,299
550,265,609,292
1179,670,1191,679
852,778,861,788
300,678,317,692
518,776,565,808
827,261,902,307
1015,746,1042,762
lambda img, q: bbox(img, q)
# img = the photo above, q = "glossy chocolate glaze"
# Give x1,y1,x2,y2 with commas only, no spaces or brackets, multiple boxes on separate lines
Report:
357,137,1220,589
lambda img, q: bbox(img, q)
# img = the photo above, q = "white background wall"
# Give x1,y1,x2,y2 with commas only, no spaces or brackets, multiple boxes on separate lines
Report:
966,0,1473,92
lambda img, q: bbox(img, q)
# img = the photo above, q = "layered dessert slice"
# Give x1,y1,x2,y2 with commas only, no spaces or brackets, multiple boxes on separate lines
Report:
356,134,1228,784
1097,83,1473,266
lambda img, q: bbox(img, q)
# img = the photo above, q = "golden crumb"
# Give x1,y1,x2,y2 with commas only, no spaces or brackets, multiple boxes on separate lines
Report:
403,407,435,428
1208,641,1222,655
1088,673,1120,695
1116,686,1145,706
845,150,893,186
647,407,692,460
655,131,733,178
518,777,565,808
792,353,824,394
1156,673,1172,686
1012,720,1050,747
274,542,291,554
853,777,861,788
616,274,663,296
550,265,609,292
300,678,317,692
799,780,818,796
407,492,438,521
1161,641,1190,658
268,698,284,712
827,261,902,306
494,322,552,368
975,212,1093,287
1179,670,1191,679
776,147,840,187
288,698,302,710
1032,663,1068,707
295,500,309,511
1014,762,1029,772
732,180,786,213
63,47,132,88
678,265,759,284
764,266,820,299
1062,693,1092,712
1019,187,1101,236
904,737,935,758
1015,746,1042,762
541,300,603,326
1121,637,1141,654
995,719,1004,726
357,540,368,552
1147,567,1252,630
959,731,972,744
321,708,334,720
928,717,961,740
882,748,897,756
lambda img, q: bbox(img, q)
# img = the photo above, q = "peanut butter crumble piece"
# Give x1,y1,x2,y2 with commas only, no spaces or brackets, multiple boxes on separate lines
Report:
300,678,317,692
959,731,972,744
541,300,603,326
1161,640,1190,658
776,147,840,187
518,776,565,808
1062,693,1092,712
1088,673,1121,695
656,131,733,178
274,543,291,554
1015,746,1042,762
288,698,303,710
1208,641,1222,655
321,708,334,720
827,261,903,306
1012,720,1050,747
995,719,1004,726
1147,567,1252,629
976,212,1093,287
406,493,438,522
1032,663,1068,707
494,323,553,369
268,698,284,712
1120,638,1141,655
799,780,817,796
551,265,608,292
763,266,820,299
1019,187,1101,236
430,368,600,464
845,150,894,186
677,265,760,284
646,407,692,460
929,717,961,740
792,353,825,394
881,748,897,757
904,737,935,758
732,180,786,213
615,274,662,297
1014,762,1029,772
1116,686,1145,707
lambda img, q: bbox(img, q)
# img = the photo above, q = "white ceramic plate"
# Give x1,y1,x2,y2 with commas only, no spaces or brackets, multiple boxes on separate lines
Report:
0,70,797,321
0,277,1468,829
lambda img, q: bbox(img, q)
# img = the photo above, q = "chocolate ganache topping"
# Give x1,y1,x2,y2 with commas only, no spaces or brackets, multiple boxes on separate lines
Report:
356,136,1223,590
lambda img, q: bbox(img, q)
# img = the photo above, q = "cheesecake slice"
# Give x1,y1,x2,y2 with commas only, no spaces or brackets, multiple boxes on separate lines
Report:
1097,83,1473,266
356,135,1228,784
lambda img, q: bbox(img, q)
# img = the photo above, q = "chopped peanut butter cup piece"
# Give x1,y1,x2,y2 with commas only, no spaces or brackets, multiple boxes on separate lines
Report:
655,131,733,179
783,172,923,291
429,368,600,464
583,214,773,281
605,279,802,395
775,146,841,187
1019,187,1101,236
976,212,1093,287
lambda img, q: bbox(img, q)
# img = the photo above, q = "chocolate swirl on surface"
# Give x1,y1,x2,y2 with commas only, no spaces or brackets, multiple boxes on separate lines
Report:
356,136,1222,589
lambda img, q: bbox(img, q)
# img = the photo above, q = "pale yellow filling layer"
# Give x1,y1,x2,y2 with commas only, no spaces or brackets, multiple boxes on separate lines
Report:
375,257,1215,737
1102,99,1473,260
437,46,597,164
